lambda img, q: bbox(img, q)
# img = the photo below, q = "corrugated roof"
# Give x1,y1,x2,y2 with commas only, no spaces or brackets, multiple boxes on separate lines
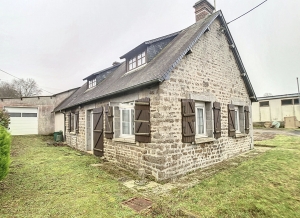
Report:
257,93,300,101
54,11,257,111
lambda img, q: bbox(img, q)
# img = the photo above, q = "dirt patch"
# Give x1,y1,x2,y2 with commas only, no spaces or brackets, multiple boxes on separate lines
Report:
253,129,300,141
253,131,276,141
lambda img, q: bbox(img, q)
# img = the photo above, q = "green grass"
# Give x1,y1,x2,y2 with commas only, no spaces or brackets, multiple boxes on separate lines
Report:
255,135,300,150
0,136,141,218
1,135,300,217
150,135,300,217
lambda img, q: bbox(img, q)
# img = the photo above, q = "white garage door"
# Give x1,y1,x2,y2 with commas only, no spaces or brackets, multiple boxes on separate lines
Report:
5,107,38,135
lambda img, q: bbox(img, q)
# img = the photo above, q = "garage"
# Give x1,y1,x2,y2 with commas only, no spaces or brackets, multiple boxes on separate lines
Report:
5,107,38,135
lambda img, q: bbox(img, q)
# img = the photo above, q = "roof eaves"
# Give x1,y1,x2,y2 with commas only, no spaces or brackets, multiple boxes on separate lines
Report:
160,12,220,81
218,11,257,102
55,79,160,111
257,93,300,101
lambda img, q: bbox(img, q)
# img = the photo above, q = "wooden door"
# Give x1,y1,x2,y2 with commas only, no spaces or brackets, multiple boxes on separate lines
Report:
93,107,104,157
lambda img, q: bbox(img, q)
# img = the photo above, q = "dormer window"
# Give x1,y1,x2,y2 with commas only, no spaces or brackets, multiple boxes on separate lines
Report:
128,51,146,71
88,78,96,89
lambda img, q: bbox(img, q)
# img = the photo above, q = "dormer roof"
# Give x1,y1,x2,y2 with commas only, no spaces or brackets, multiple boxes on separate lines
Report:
119,31,180,59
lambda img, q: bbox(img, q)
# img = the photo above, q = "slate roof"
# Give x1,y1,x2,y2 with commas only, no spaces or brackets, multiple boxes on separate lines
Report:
120,31,181,59
83,63,122,81
54,11,257,112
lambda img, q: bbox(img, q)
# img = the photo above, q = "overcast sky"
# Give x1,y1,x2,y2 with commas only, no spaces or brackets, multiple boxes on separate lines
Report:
1,0,299,97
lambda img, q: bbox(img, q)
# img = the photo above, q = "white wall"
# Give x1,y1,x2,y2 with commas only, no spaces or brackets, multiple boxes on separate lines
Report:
252,98,300,122
55,112,65,135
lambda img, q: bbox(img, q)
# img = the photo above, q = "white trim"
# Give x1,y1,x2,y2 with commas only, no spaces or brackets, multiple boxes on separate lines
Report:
195,102,207,137
119,103,135,138
234,106,241,133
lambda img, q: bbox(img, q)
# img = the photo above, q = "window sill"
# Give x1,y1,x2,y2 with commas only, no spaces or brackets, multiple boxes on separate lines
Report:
113,138,136,144
84,86,96,93
69,132,76,135
236,133,247,138
195,137,215,144
123,64,147,76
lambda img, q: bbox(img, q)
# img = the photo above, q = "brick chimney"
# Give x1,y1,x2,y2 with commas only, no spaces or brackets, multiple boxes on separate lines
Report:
193,0,215,22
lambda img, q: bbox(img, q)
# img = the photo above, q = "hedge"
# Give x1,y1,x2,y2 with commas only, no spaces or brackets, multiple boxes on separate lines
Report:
0,125,11,181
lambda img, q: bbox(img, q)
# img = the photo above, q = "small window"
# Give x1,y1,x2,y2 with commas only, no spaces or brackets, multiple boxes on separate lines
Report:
281,99,293,105
234,107,240,133
22,113,37,117
195,102,206,136
128,51,146,71
294,99,299,105
9,113,21,117
70,113,75,132
88,78,96,89
259,101,269,107
119,103,135,137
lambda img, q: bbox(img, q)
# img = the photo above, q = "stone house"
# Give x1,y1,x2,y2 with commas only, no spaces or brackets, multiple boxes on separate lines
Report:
54,0,257,181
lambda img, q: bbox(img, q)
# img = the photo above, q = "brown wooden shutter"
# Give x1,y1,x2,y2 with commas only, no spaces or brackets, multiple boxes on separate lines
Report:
244,106,250,134
104,104,114,139
228,104,236,137
75,112,79,134
93,107,104,157
67,113,71,132
213,102,221,139
135,98,151,143
182,99,195,143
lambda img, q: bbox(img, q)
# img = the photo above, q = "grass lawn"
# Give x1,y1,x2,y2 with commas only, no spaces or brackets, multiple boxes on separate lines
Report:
1,134,299,217
0,136,142,218
149,135,300,217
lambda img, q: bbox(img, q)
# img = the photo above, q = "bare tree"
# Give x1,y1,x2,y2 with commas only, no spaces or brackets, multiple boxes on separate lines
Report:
0,81,19,98
0,78,42,98
12,78,42,97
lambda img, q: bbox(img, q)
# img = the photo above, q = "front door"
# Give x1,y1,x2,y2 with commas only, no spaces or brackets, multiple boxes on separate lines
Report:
93,107,104,157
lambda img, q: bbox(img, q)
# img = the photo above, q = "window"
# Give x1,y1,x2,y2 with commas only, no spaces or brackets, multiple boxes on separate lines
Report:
281,99,293,105
119,103,135,137
70,113,75,132
259,101,269,107
8,113,21,117
195,102,206,136
88,78,96,89
128,51,146,71
22,113,37,117
294,99,299,105
234,106,240,133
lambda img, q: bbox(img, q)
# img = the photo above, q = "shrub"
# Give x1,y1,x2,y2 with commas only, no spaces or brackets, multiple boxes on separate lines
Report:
0,109,10,129
0,126,11,180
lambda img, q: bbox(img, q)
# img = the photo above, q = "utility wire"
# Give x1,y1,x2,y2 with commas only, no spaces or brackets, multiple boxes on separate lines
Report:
227,0,268,25
0,68,54,95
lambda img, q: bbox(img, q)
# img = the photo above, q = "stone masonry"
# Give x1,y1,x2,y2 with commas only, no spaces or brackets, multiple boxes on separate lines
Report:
64,18,253,181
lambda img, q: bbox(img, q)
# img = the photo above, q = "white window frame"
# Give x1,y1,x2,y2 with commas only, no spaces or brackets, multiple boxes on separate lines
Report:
234,106,241,133
128,51,146,71
88,78,96,89
119,102,135,138
195,102,207,137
